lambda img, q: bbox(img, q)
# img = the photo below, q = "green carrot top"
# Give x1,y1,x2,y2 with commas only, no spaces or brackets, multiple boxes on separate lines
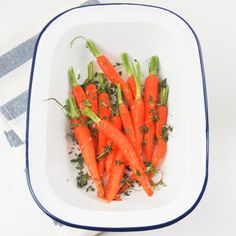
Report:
70,36,100,57
68,66,78,87
149,55,159,75
159,86,169,106
81,107,101,124
121,52,132,77
87,61,94,82
98,73,107,93
66,96,80,119
131,60,142,100
117,84,123,105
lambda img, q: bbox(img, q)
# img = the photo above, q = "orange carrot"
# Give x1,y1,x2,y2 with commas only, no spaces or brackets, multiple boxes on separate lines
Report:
71,37,134,106
67,96,104,198
121,52,136,98
127,57,145,162
117,84,145,169
81,107,153,197
117,84,136,147
118,173,136,195
106,149,125,202
152,86,169,168
105,115,122,183
97,73,112,179
85,62,98,153
144,56,159,161
85,61,98,115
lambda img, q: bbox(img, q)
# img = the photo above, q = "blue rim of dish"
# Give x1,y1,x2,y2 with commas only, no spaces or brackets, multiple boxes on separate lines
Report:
26,3,209,232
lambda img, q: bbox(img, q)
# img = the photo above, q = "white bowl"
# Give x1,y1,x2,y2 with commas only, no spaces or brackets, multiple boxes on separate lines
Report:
26,3,209,231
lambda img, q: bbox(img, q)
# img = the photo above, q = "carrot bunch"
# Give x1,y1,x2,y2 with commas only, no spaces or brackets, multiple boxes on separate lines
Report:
65,37,171,202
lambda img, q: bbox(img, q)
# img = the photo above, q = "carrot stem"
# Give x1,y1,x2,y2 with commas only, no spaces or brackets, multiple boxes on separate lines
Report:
117,84,123,105
66,97,80,119
70,36,100,57
121,52,132,77
87,61,94,81
68,66,78,87
160,86,169,105
131,61,142,100
149,56,159,75
98,73,107,93
81,107,101,124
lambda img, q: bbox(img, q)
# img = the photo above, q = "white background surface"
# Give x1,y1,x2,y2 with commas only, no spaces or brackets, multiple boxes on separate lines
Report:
1,0,236,235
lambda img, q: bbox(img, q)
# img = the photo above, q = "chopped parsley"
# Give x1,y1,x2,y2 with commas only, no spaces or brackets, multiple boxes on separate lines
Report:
97,145,112,160
144,161,158,174
159,79,167,89
86,185,95,192
115,160,125,166
83,99,92,107
153,135,158,145
71,153,84,170
124,127,130,134
134,169,141,177
142,139,147,146
162,125,173,142
76,172,90,188
84,117,94,126
139,125,149,135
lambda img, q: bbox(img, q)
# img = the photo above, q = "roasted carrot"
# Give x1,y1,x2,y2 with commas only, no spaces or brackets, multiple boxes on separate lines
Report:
67,96,104,198
71,37,134,106
118,173,136,195
81,107,153,197
117,84,137,148
105,114,122,183
106,149,125,202
152,86,169,168
116,84,145,169
68,67,87,110
85,62,98,152
144,56,159,161
85,61,98,115
129,59,145,162
121,52,136,99
97,73,112,179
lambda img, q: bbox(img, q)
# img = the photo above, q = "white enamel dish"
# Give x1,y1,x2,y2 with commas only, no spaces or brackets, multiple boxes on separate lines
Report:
26,3,209,231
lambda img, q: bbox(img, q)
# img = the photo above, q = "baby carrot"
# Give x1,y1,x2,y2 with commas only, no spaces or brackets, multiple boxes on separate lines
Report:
85,61,98,115
117,84,137,148
97,73,112,179
105,114,122,183
117,84,145,169
106,149,125,202
67,97,104,198
71,37,134,106
121,52,136,99
144,56,159,161
85,62,98,152
152,86,169,168
68,66,87,110
81,107,153,197
130,59,145,161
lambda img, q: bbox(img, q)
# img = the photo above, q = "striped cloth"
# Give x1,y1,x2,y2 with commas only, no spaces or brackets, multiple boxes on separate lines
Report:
0,0,99,147
0,0,102,235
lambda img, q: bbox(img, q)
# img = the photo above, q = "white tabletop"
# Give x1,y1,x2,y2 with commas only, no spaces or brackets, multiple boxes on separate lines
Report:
1,0,236,235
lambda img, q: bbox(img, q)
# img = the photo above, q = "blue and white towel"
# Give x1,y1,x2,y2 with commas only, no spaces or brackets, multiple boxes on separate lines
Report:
0,0,102,235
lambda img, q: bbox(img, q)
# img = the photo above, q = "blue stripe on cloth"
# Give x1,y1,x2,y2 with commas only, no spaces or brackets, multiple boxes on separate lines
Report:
0,90,28,120
0,0,100,79
4,130,24,147
1,0,100,148
0,35,38,78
